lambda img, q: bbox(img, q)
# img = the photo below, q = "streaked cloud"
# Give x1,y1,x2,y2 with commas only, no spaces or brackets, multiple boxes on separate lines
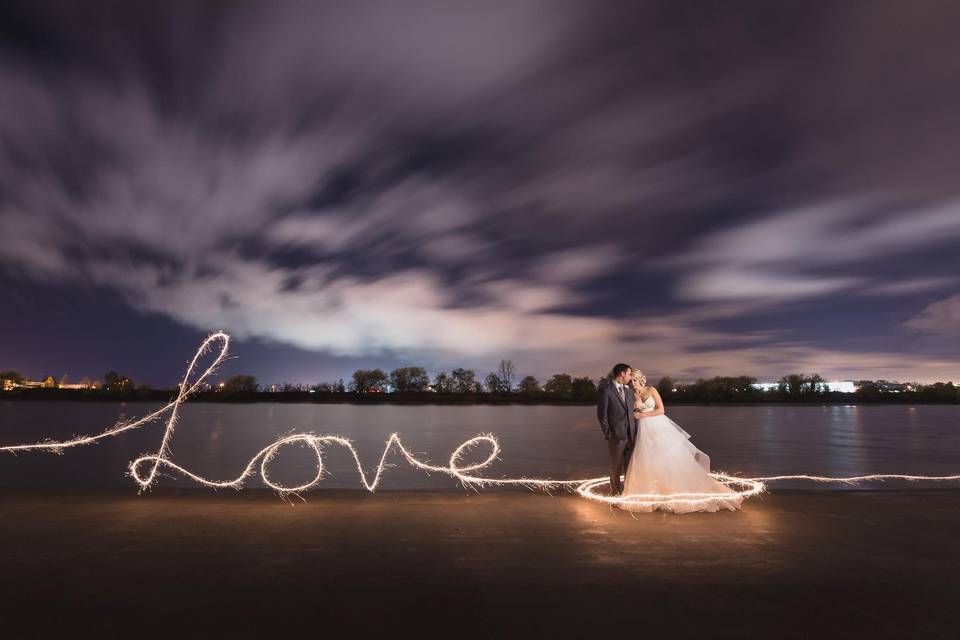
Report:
668,200,960,303
0,1,959,383
904,294,960,334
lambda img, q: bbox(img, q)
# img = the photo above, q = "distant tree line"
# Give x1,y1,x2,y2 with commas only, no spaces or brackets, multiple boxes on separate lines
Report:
337,360,597,401
656,374,959,404
3,365,958,404
248,370,958,404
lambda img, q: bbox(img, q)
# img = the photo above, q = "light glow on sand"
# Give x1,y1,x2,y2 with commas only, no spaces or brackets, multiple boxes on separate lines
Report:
1,332,958,510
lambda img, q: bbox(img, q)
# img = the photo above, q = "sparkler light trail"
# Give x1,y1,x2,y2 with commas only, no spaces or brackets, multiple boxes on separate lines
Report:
1,332,959,510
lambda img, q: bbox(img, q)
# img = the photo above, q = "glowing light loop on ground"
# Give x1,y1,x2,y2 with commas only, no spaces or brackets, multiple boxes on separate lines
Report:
2,332,958,509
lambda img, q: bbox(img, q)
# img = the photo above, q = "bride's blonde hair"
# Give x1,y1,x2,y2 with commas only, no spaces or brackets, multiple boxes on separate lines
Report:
632,370,647,387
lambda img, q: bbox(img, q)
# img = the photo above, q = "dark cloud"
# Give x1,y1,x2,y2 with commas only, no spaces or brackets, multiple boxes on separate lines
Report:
0,0,958,383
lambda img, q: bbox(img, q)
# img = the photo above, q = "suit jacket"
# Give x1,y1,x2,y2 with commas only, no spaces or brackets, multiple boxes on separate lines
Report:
597,380,638,442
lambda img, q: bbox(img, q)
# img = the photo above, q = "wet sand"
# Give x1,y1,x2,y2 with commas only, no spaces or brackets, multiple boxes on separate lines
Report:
0,488,957,639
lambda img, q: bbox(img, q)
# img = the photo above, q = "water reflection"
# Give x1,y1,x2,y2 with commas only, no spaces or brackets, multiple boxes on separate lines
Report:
824,405,866,479
0,403,957,490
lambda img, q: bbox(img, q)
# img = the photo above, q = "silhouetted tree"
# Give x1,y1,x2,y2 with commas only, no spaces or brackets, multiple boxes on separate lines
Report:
432,371,453,393
451,368,478,393
921,382,958,403
312,379,346,394
485,372,505,394
804,374,827,397
390,367,430,392
223,374,258,393
0,370,24,384
778,374,825,400
350,369,387,393
778,374,804,400
679,376,757,402
729,375,759,397
518,376,541,396
571,376,597,401
656,376,675,400
497,359,515,392
854,381,881,401
104,371,133,392
544,373,573,397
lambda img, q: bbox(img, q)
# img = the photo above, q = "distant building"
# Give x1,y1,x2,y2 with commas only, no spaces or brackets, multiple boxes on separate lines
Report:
2,376,93,391
826,381,857,393
751,380,858,393
18,376,58,389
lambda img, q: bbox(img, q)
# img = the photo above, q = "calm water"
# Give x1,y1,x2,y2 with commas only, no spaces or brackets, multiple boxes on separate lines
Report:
0,402,957,490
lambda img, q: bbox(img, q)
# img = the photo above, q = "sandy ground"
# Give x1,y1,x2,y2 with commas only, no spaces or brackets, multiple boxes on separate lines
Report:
0,488,957,639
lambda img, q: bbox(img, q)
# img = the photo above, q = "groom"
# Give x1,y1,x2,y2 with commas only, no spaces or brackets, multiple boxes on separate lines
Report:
597,363,638,496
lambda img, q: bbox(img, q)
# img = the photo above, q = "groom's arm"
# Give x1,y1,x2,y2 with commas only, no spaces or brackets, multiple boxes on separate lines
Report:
597,386,611,439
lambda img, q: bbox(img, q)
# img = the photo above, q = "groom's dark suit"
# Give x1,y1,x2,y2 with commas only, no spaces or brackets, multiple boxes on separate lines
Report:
597,379,638,496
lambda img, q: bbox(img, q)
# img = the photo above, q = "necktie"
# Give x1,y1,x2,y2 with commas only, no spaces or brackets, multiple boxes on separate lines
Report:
617,384,624,403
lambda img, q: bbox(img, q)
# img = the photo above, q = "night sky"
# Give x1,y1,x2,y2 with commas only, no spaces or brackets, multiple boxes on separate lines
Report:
1,1,958,386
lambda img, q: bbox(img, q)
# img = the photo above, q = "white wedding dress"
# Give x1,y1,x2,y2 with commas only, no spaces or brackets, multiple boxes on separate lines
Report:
621,395,743,514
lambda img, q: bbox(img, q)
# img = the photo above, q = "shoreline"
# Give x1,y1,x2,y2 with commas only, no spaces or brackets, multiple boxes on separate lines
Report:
2,393,957,406
1,487,957,638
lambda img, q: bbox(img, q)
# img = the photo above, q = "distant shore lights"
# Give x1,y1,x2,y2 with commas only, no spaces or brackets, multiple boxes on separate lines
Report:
752,380,857,393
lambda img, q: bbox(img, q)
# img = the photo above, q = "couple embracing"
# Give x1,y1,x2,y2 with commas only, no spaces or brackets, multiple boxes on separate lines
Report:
596,363,742,514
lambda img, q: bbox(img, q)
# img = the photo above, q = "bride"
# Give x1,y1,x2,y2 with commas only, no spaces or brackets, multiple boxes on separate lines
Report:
621,371,743,514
